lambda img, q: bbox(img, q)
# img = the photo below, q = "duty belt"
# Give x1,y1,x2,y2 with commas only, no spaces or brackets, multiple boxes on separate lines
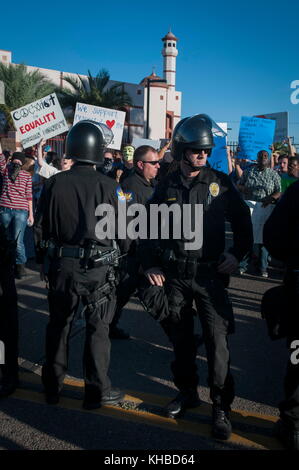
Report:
161,249,218,279
55,246,103,259
40,240,117,262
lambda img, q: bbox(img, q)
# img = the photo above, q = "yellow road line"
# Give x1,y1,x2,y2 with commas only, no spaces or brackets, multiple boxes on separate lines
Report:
11,386,284,451
20,371,279,430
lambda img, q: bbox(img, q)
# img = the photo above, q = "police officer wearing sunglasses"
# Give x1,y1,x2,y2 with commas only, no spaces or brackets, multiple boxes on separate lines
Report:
109,145,160,339
140,114,253,440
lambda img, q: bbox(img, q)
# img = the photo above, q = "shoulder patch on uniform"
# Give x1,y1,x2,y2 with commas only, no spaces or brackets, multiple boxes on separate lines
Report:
116,186,126,202
124,191,133,202
116,186,133,202
209,182,220,197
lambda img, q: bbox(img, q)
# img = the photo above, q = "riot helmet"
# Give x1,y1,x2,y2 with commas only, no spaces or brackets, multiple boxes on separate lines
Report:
171,114,218,162
65,120,114,165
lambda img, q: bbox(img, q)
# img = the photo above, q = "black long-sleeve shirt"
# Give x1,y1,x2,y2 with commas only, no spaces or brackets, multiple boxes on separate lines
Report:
121,171,156,206
34,164,130,263
140,167,253,270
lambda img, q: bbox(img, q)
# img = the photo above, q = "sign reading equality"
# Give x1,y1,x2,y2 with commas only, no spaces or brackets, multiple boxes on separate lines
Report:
11,93,68,149
74,103,126,150
238,116,276,160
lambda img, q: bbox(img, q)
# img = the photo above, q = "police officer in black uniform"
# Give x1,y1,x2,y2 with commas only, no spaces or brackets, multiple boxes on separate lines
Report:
0,226,19,398
34,120,128,409
263,181,299,450
109,145,160,339
141,115,253,440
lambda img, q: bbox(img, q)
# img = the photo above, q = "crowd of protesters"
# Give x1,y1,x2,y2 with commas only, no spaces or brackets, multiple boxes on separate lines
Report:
0,129,298,449
0,135,298,280
225,141,299,278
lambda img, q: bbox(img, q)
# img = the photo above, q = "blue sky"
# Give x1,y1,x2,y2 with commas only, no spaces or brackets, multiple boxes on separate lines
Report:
2,0,299,141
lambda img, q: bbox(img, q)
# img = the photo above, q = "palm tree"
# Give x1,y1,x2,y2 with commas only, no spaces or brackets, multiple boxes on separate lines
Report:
58,69,132,118
0,63,56,130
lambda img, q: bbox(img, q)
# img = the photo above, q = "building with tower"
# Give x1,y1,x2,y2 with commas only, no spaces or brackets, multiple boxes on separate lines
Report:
162,30,178,89
0,30,182,146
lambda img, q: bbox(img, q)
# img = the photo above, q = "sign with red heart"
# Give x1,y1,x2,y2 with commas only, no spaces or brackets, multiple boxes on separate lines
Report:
73,103,126,149
106,120,115,129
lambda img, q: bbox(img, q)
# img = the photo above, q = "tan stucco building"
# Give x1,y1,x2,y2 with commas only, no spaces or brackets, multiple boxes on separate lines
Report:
0,30,182,144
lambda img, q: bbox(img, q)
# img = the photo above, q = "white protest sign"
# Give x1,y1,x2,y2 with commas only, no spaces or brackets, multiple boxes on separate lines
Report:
11,93,68,148
131,137,161,150
74,103,125,150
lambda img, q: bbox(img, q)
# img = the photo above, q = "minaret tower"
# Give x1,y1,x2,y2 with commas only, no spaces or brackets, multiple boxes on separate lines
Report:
161,30,178,88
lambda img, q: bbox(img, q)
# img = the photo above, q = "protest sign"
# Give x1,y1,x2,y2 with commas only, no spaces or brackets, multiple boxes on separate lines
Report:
11,93,68,149
209,122,228,173
131,137,161,150
238,116,276,160
255,112,288,142
74,103,125,150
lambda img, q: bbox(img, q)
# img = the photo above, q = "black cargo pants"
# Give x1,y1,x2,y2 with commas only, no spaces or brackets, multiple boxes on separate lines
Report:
110,254,140,329
161,271,235,410
42,257,116,403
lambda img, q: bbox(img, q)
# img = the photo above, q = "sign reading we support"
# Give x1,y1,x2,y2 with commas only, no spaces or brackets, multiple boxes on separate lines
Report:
74,103,125,150
238,116,276,160
11,93,68,149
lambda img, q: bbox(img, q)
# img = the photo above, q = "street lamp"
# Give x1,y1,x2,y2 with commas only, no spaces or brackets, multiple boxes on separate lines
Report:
146,78,167,139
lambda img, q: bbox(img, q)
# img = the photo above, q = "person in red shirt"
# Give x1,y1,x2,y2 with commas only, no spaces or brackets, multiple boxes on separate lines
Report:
0,148,34,279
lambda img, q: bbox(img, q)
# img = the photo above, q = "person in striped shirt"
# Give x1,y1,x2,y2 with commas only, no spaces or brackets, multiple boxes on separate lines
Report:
0,146,34,279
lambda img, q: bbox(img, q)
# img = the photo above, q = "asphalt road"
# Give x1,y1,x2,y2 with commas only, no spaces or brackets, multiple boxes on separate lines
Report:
0,255,290,454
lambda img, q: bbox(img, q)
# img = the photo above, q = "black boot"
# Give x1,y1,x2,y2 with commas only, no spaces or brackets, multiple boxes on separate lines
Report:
273,419,299,450
212,406,232,440
164,389,201,419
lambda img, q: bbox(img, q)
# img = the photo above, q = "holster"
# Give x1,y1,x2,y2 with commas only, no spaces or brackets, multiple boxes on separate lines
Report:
40,239,120,273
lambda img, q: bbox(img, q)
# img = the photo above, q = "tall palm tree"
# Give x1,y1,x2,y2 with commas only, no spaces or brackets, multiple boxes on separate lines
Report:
58,69,132,116
0,63,56,131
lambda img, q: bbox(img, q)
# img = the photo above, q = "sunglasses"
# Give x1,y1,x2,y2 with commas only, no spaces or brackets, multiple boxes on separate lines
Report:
190,148,210,154
141,160,160,166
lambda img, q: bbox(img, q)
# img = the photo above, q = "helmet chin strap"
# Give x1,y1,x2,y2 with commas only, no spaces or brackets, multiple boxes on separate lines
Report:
182,152,203,171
